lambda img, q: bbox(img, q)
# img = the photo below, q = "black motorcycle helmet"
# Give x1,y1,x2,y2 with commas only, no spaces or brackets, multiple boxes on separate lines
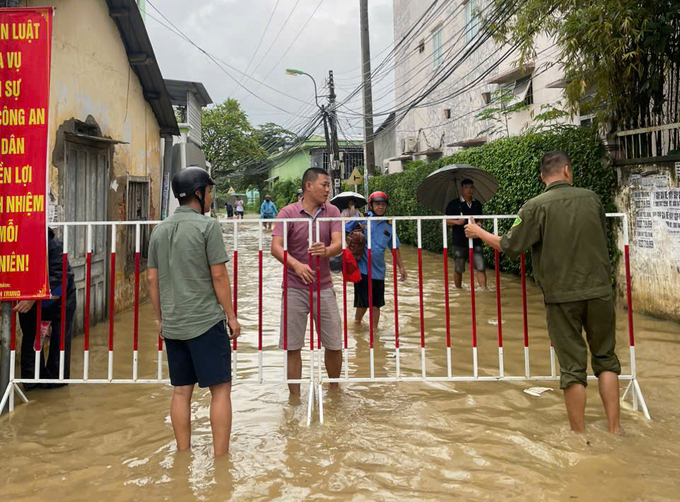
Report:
171,166,215,215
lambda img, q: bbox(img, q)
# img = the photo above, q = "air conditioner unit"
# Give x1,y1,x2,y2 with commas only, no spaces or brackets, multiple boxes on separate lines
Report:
401,136,417,154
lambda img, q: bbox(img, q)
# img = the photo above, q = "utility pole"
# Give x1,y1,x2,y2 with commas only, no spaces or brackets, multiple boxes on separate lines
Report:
360,0,376,196
321,104,332,171
327,70,341,194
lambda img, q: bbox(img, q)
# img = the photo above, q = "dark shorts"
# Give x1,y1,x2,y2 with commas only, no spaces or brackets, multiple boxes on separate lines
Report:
354,274,385,308
451,245,485,274
164,321,232,388
545,294,621,389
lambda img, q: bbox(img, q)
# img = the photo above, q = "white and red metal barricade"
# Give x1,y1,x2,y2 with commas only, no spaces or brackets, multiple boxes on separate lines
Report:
0,214,650,425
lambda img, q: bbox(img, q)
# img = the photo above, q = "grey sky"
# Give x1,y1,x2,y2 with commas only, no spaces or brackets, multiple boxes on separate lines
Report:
143,0,394,134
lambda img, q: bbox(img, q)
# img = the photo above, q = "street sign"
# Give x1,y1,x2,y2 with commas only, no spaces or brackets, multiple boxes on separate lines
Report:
334,178,341,188
346,167,364,186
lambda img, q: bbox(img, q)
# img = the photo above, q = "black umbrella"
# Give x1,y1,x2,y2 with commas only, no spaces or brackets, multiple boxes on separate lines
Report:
330,191,367,211
416,164,498,213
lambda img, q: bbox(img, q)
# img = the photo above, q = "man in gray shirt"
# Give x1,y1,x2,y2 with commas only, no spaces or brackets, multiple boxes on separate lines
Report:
148,167,241,457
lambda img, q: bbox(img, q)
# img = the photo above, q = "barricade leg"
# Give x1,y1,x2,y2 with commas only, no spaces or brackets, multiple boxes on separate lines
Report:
258,222,264,383
59,227,69,381
468,228,478,379
493,219,504,378
342,224,349,381
133,224,140,382
417,221,426,378
232,221,238,381
633,379,651,420
108,225,116,382
520,254,530,378
84,224,92,381
392,219,401,379
34,302,41,381
442,220,451,379
0,384,12,415
307,380,315,426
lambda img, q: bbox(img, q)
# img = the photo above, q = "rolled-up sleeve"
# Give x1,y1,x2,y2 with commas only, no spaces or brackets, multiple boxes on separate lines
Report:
500,206,541,259
206,220,230,265
148,230,158,269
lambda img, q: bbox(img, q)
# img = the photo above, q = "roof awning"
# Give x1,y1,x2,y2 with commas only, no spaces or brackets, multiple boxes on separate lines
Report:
447,136,487,148
264,175,279,183
164,79,213,107
64,131,128,145
487,63,535,85
388,154,414,161
546,78,567,89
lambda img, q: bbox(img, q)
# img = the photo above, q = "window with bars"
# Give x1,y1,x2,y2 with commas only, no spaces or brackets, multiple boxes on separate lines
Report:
125,178,150,274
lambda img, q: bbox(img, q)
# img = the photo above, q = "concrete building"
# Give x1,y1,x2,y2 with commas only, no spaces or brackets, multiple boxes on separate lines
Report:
10,0,179,332
266,136,364,187
386,0,577,167
162,79,213,218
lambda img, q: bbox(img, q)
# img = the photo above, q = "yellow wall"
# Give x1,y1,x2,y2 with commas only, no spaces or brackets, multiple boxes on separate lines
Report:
23,0,164,312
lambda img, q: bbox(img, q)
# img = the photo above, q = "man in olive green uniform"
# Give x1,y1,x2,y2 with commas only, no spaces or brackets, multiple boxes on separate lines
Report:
464,151,621,434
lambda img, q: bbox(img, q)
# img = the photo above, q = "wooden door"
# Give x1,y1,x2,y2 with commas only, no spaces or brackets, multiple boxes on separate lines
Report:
64,141,109,335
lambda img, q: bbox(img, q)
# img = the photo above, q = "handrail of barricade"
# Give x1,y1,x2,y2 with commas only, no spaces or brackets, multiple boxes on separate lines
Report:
0,213,650,425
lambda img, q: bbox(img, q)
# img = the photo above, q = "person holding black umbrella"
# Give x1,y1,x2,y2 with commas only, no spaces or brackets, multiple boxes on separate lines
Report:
445,179,487,290
416,164,498,290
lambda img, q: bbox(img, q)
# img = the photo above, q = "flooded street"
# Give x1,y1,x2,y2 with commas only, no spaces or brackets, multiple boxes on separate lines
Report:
1,220,680,501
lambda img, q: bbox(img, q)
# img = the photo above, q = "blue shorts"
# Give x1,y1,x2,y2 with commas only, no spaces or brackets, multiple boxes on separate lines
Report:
262,214,275,219
164,321,231,388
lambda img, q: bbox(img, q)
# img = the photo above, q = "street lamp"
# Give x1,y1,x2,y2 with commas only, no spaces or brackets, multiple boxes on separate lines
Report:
286,68,322,111
286,68,337,195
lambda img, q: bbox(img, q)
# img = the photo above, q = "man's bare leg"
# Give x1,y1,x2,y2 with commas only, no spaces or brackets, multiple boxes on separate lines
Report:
372,307,381,328
287,349,302,396
564,383,587,433
170,384,194,451
355,308,367,323
209,382,232,457
598,371,620,434
453,271,463,289
476,270,487,289
325,349,342,391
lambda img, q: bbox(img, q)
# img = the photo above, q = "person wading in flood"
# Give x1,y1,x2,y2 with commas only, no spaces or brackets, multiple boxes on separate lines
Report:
260,194,278,230
464,151,621,434
345,191,407,328
446,179,487,290
148,167,241,457
271,167,343,397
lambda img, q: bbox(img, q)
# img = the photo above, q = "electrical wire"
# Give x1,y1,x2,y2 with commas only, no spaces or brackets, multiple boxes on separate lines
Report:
227,0,283,97
144,0,308,115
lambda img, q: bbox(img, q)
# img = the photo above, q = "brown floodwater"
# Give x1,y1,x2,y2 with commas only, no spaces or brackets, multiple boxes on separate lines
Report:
1,219,679,501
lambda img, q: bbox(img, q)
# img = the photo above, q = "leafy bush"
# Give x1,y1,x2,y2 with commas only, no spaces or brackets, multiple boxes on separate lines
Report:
269,177,302,211
367,127,618,277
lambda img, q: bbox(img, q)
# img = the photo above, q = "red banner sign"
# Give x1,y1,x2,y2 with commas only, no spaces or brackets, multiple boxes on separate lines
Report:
0,8,53,300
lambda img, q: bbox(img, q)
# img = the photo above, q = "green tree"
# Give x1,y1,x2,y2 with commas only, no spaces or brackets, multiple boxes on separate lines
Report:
475,88,530,138
202,99,266,192
254,122,296,155
489,0,680,131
